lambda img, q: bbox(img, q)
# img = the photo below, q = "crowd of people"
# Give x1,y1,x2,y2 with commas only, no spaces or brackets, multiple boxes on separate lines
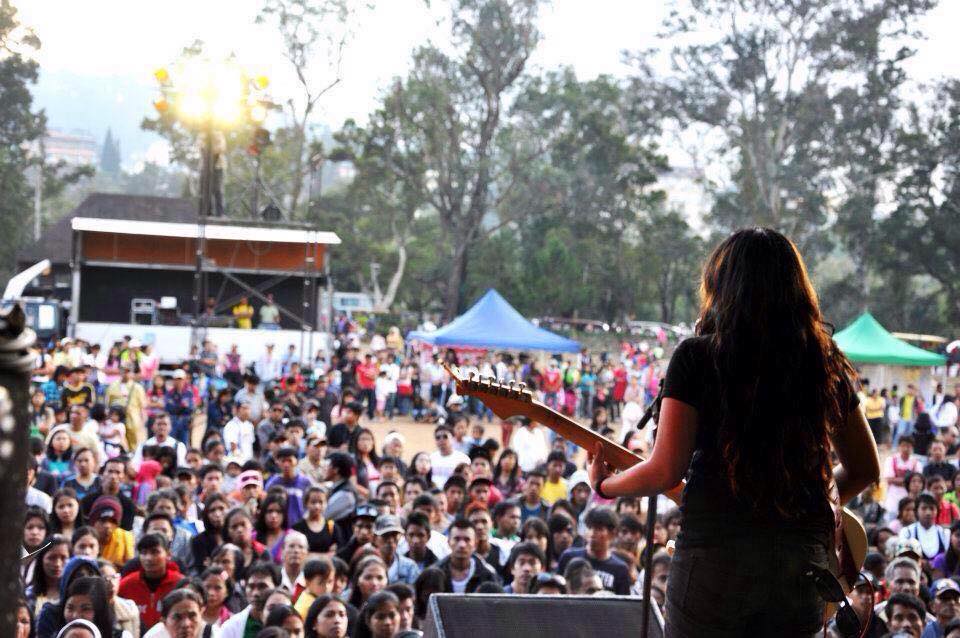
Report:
18,319,960,638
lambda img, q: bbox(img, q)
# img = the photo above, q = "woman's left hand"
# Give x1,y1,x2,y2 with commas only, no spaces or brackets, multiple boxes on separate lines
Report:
587,442,611,488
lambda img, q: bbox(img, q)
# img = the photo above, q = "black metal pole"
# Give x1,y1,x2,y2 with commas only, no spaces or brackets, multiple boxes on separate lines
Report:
639,380,664,638
0,304,37,634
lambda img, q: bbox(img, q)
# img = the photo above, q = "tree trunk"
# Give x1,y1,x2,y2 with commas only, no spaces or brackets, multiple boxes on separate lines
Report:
373,243,407,313
443,244,470,322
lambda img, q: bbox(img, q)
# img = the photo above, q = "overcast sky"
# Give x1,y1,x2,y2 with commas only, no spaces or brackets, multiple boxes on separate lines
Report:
18,0,960,166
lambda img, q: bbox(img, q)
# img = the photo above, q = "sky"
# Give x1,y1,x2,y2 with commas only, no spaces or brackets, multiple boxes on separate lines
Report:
17,0,960,168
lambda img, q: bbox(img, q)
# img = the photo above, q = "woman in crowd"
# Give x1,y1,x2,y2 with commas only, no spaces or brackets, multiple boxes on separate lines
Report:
412,568,445,629
493,449,521,499
354,429,381,494
56,577,116,638
407,452,432,487
304,595,349,638
23,508,50,584
158,589,206,638
191,493,229,570
292,486,340,555
346,556,388,610
28,536,72,613
208,544,247,612
224,509,271,578
50,489,83,538
36,556,101,638
96,561,138,638
71,528,100,560
520,518,550,559
255,494,290,563
199,566,232,628
264,605,305,637
16,597,35,638
355,591,400,638
62,449,100,501
42,426,75,484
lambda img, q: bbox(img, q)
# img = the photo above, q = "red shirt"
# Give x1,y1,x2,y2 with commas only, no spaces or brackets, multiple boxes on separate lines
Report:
543,369,562,393
118,561,183,631
938,499,960,526
356,363,378,390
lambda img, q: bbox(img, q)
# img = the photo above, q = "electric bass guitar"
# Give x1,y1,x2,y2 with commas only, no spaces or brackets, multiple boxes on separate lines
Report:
445,363,868,615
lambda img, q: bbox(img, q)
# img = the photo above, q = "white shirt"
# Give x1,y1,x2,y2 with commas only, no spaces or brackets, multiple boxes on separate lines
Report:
450,560,476,594
510,426,551,473
256,353,281,382
429,449,471,489
223,417,256,462
900,521,949,559
132,436,187,469
399,529,452,561
936,402,959,429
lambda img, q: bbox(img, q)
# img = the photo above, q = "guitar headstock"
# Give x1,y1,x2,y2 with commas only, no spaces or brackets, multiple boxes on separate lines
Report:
444,363,535,420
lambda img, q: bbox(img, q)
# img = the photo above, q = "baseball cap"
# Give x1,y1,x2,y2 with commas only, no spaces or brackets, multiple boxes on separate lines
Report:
375,514,404,536
895,538,923,560
172,369,187,379
355,503,378,520
446,394,464,407
933,578,960,598
238,470,263,489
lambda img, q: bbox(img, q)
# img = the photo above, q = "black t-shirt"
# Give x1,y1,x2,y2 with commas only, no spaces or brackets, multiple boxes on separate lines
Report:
292,518,342,554
328,422,360,452
556,548,630,595
662,336,858,539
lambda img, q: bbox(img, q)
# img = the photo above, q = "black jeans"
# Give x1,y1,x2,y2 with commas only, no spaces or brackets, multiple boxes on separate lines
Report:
665,530,829,637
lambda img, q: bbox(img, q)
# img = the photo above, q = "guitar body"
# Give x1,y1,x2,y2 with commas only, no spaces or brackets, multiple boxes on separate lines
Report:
445,363,869,619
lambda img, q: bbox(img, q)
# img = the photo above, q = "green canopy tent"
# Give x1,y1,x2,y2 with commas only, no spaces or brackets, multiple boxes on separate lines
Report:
834,312,946,366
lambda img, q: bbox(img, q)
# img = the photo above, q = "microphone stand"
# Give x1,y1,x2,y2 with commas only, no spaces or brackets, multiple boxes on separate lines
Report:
639,380,664,638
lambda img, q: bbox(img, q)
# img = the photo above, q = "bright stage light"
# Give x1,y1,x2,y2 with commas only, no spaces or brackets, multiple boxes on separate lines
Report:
171,56,249,126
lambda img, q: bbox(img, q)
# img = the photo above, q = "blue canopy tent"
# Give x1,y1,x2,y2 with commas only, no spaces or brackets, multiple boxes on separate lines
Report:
407,289,581,353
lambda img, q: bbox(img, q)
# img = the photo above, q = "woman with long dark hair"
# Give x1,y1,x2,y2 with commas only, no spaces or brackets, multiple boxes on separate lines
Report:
254,494,289,563
588,228,880,636
493,449,521,499
50,488,84,538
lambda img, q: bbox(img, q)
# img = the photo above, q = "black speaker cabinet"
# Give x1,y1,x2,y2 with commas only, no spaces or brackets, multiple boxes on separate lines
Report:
422,594,664,638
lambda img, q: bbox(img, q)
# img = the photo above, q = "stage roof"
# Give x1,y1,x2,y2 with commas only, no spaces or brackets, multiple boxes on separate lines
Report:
71,217,340,245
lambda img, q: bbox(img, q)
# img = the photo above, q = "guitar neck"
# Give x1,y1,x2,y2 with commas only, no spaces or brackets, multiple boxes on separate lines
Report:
525,400,684,505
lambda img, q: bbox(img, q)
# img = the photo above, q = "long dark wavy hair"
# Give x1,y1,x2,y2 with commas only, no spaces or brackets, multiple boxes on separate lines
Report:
696,228,855,519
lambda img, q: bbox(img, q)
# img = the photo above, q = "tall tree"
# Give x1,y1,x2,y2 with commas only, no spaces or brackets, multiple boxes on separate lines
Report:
100,127,121,174
256,0,370,219
372,0,540,320
882,79,960,325
648,0,935,254
0,1,90,278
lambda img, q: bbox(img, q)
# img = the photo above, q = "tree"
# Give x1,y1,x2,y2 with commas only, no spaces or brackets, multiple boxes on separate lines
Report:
367,0,541,320
882,79,960,325
648,0,935,254
100,127,121,174
256,0,370,219
0,1,90,279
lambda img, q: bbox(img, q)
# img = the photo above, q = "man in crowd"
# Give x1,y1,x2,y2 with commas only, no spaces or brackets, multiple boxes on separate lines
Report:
924,579,960,638
519,471,549,522
223,401,256,463
265,446,312,525
504,542,546,594
81,457,136,530
104,361,146,449
430,424,471,489
131,412,186,469
118,533,183,632
556,507,630,595
220,561,281,638
436,517,500,593
375,513,421,585
164,369,195,444
328,401,364,453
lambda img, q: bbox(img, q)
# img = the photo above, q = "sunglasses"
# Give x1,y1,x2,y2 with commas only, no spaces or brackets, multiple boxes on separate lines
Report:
435,434,450,440
806,567,861,637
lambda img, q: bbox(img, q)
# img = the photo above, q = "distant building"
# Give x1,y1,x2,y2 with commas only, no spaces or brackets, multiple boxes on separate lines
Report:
43,128,98,166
